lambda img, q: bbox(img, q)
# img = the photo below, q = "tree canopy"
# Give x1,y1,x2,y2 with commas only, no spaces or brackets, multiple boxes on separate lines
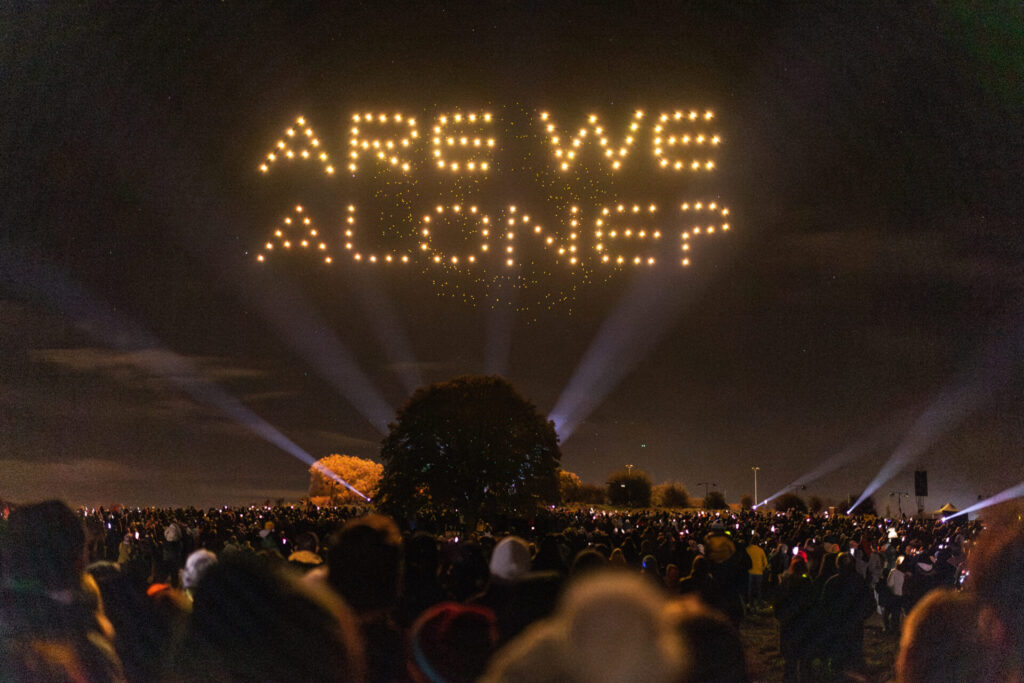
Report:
655,483,692,509
773,492,808,513
375,375,561,526
308,454,382,505
703,490,728,510
558,470,583,502
607,468,653,507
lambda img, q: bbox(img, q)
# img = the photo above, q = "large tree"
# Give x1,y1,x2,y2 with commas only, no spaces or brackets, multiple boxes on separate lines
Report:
703,490,729,510
607,468,653,508
376,375,561,526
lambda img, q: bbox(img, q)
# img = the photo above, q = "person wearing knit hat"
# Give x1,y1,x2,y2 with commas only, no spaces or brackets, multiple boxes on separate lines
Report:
472,536,560,644
488,536,532,583
482,570,688,683
408,602,499,683
180,548,218,596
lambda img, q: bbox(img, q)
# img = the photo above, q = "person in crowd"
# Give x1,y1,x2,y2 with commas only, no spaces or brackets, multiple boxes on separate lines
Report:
482,569,688,683
773,558,817,682
33,500,994,681
471,535,561,644
532,533,569,576
174,552,365,681
896,589,998,683
820,552,875,677
326,514,405,683
766,540,789,598
287,530,325,572
902,548,942,613
0,500,125,682
160,521,187,585
442,539,489,602
703,520,749,625
678,554,727,615
669,595,750,682
856,535,884,590
968,519,1024,680
570,547,608,578
640,554,662,586
397,531,446,629
180,548,218,602
86,560,187,682
663,562,680,592
882,556,906,634
407,602,499,683
745,534,768,610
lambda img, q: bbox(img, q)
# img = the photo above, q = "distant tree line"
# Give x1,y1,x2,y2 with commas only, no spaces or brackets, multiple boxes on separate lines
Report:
306,375,868,520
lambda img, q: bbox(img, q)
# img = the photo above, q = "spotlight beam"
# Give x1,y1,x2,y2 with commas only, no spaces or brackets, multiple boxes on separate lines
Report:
2,248,369,499
755,419,902,508
241,275,394,434
485,273,519,376
942,481,1024,521
847,329,1022,515
342,268,423,395
550,265,705,441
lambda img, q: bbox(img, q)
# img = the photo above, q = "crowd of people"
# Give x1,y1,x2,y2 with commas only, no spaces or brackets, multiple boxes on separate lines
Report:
0,499,1019,682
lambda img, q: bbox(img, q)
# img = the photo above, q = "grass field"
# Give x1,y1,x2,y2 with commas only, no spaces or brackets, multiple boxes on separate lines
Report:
740,608,899,682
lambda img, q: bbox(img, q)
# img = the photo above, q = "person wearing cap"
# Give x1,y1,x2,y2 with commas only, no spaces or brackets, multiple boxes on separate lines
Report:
407,602,499,683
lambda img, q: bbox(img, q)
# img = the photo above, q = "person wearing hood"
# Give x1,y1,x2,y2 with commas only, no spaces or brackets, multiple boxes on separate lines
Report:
471,535,561,644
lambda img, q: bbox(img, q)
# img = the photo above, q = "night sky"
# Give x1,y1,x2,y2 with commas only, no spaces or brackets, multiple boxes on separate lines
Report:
3,2,1022,510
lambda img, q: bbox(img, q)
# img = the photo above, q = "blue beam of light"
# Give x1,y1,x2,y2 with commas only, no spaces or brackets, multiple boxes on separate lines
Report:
1,246,370,501
846,330,1022,516
484,276,518,376
754,420,904,509
239,274,394,434
942,481,1024,522
341,268,423,395
549,266,707,441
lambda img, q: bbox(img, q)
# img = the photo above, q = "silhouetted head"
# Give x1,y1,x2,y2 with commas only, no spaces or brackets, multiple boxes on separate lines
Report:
183,552,365,682
897,589,998,683
327,514,403,612
2,500,85,591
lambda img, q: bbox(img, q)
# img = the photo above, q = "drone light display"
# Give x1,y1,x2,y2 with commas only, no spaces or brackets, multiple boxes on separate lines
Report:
254,105,733,310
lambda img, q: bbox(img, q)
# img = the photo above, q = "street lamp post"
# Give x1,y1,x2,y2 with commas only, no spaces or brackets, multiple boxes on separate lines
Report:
891,490,908,517
697,481,717,501
624,464,635,506
752,466,760,507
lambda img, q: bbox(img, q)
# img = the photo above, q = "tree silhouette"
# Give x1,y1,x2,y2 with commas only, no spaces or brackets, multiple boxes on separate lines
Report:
607,468,653,507
376,375,561,527
559,470,583,502
703,490,728,509
654,483,692,509
774,492,808,513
